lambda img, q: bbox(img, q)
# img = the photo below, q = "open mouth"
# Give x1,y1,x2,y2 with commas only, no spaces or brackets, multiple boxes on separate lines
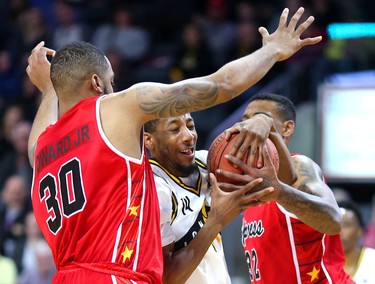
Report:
180,148,194,156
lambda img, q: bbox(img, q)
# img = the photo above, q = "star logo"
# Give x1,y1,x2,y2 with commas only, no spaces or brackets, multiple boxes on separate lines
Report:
307,266,320,282
121,246,134,263
129,205,140,216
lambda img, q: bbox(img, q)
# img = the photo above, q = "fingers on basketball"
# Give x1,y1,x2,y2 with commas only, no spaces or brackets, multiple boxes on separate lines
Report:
207,132,279,190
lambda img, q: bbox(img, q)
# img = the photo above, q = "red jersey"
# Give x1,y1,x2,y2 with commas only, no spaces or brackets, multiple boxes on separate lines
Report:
242,156,353,284
31,96,163,283
242,203,353,283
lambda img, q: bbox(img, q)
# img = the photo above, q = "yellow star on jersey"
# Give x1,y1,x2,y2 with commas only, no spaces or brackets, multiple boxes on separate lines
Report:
121,246,134,263
129,205,140,216
307,266,320,282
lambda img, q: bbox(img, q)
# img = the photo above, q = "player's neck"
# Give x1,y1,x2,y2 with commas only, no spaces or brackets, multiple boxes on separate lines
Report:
58,93,89,117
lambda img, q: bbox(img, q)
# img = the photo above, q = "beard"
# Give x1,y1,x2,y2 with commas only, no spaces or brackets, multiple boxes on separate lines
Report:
103,85,111,94
174,161,198,177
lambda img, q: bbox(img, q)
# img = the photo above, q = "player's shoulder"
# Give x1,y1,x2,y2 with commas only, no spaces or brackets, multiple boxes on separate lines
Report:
153,174,172,191
101,88,136,107
292,153,325,183
149,159,166,175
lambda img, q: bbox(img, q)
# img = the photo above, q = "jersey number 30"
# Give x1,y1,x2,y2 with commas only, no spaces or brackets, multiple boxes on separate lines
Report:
38,158,87,234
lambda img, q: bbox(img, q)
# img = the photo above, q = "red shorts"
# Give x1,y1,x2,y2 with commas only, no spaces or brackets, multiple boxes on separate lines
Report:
54,262,156,284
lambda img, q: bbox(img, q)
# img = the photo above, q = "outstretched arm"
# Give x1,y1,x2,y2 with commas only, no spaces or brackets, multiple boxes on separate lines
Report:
113,7,322,125
26,41,57,167
161,174,274,284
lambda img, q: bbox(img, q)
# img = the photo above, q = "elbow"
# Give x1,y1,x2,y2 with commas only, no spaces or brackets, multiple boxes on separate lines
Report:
285,171,298,186
325,211,343,235
326,222,342,236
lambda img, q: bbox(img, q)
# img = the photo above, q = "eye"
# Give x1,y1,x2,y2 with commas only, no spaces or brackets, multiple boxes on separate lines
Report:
188,124,195,131
169,128,179,133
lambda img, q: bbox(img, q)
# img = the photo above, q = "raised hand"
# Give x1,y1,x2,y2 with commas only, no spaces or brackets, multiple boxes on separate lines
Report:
26,41,56,94
208,173,274,228
260,7,322,62
223,114,273,167
215,147,280,203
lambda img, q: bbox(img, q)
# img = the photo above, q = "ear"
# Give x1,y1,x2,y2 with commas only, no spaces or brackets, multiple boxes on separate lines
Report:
282,120,295,141
144,132,155,150
91,74,104,94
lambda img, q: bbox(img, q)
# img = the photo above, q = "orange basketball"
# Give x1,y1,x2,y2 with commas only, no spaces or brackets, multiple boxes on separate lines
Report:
207,132,279,186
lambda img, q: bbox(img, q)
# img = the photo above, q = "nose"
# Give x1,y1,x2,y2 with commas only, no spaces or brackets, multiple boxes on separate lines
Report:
181,126,195,143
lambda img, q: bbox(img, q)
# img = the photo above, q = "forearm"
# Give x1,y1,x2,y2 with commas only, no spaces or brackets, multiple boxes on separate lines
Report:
133,46,278,120
276,183,342,235
133,46,281,120
26,41,58,166
113,7,322,121
213,44,281,103
268,131,297,185
163,218,223,284
28,90,58,166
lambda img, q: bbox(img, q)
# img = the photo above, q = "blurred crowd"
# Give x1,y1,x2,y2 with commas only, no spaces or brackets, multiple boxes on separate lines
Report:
0,0,374,283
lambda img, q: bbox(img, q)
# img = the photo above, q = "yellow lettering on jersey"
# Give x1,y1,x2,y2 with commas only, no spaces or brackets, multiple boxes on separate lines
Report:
307,266,320,282
121,246,134,263
129,205,140,216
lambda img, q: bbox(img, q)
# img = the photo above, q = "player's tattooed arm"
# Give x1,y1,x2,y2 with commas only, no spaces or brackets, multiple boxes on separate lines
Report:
274,155,342,235
291,155,322,194
130,7,322,121
291,155,333,199
135,81,219,118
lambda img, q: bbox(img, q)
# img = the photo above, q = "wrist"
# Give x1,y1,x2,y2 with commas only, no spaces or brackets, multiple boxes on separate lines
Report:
253,113,273,129
40,85,57,99
253,113,272,122
206,213,225,233
262,43,283,62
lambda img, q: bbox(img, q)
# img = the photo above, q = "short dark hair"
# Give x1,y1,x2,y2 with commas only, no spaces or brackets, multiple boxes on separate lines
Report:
249,93,296,123
51,41,109,93
144,119,160,134
338,200,364,228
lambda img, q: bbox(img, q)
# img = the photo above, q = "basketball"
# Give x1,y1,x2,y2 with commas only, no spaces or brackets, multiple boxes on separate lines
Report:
207,132,280,185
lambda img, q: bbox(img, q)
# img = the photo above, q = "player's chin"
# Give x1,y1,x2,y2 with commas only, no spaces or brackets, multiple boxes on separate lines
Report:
175,161,197,176
178,155,195,167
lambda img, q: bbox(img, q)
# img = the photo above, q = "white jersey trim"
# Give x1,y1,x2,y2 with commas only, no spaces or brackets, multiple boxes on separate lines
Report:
285,213,302,284
320,235,333,284
96,96,144,164
132,163,147,271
